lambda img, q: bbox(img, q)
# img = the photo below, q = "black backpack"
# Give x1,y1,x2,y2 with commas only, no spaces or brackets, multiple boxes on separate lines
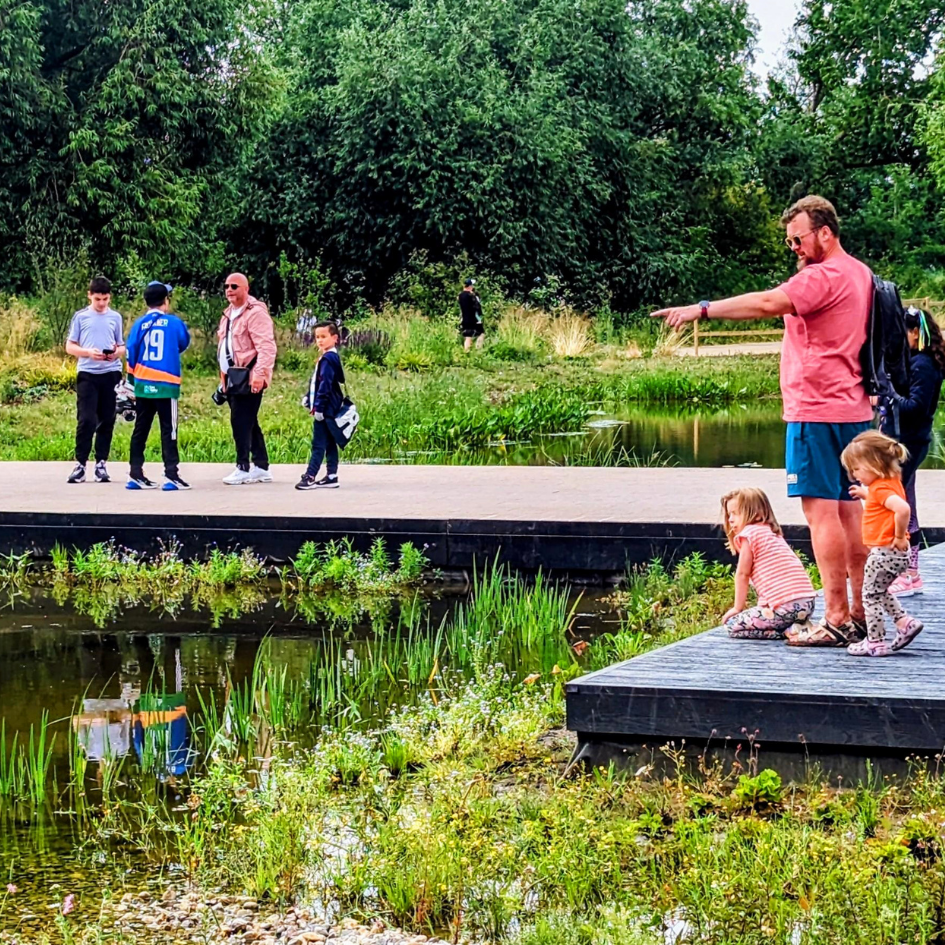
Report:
860,275,911,434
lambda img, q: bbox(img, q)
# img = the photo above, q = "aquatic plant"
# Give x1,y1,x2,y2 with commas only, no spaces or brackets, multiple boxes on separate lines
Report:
589,554,734,669
286,537,429,593
0,721,24,797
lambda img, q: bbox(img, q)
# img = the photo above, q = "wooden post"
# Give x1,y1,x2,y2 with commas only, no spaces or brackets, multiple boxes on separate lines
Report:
693,319,700,356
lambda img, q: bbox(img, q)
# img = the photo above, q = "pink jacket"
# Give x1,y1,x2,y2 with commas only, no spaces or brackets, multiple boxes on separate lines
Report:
217,295,277,389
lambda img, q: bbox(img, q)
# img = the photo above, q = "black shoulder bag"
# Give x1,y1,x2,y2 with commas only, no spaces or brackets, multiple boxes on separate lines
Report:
223,314,258,396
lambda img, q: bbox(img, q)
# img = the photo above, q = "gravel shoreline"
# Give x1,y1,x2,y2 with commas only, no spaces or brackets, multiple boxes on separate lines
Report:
0,889,454,945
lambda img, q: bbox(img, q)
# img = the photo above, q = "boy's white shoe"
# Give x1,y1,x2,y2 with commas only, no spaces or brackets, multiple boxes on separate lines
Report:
248,465,273,483
222,467,253,485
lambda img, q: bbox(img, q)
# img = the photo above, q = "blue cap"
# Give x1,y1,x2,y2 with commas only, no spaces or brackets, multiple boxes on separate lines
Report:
147,281,173,293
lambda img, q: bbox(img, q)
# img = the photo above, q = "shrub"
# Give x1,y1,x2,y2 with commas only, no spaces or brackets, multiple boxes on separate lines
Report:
496,305,548,354
490,340,536,362
173,286,224,353
0,355,76,404
31,258,90,348
0,298,42,356
546,309,592,358
277,346,313,372
345,328,392,365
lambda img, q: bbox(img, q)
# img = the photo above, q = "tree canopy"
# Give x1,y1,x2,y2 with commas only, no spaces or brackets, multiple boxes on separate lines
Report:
2,0,944,309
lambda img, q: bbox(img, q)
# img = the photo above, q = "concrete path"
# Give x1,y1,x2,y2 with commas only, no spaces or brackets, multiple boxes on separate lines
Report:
4,462,945,528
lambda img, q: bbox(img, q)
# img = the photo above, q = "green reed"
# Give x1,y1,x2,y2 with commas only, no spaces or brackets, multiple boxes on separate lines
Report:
224,668,259,744
194,687,231,757
446,562,578,676
67,699,88,795
21,710,56,805
0,721,24,797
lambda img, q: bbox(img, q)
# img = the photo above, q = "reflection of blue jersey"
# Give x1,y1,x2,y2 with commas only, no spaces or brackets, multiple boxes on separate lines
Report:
133,692,194,779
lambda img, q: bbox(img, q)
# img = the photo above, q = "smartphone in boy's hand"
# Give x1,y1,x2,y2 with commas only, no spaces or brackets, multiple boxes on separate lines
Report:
102,348,115,359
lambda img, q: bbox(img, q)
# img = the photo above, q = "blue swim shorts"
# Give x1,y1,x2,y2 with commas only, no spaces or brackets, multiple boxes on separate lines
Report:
785,421,873,501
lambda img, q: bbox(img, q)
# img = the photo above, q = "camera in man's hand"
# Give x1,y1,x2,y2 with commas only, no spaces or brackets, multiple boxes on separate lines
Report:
211,385,227,406
114,378,136,422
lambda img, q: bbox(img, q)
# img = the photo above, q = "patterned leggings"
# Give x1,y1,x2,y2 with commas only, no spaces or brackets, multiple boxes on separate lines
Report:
863,546,908,641
725,596,817,640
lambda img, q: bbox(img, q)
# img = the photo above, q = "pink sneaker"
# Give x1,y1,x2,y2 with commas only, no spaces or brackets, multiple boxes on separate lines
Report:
891,616,924,652
911,575,924,594
848,637,893,657
888,573,914,598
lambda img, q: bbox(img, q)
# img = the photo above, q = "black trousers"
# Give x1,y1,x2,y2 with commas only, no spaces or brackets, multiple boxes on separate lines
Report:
130,398,180,478
75,371,120,464
306,418,339,477
227,392,269,471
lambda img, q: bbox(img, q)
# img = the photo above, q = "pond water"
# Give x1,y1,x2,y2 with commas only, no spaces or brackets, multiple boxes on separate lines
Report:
416,404,945,468
0,586,616,935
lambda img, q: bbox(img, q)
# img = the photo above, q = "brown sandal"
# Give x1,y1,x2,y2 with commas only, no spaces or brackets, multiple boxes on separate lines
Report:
785,618,851,648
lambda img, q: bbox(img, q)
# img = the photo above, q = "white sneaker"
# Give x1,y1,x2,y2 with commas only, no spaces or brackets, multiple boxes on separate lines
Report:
248,465,273,483
222,467,253,485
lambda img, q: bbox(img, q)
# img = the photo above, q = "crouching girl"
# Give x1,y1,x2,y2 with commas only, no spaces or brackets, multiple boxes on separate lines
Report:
721,488,816,640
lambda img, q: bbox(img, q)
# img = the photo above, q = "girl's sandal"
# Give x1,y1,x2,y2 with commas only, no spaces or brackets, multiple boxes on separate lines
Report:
785,618,851,648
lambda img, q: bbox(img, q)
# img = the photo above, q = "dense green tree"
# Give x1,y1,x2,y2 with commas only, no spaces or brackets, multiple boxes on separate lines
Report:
759,0,945,280
0,0,278,287
0,0,51,284
4,0,945,306
240,0,779,309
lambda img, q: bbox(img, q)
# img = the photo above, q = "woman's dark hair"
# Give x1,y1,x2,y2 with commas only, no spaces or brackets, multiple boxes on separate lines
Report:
905,308,945,373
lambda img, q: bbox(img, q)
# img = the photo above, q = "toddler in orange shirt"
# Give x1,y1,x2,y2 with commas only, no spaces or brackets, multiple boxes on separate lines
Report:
841,430,923,656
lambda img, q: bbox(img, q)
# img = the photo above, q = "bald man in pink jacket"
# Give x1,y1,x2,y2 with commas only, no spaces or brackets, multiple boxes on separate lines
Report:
217,273,278,485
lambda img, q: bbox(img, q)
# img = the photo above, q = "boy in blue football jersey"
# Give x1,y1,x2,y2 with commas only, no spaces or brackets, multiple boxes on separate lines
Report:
125,282,191,490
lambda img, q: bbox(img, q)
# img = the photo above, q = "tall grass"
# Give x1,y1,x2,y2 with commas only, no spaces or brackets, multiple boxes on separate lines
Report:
0,712,56,804
0,297,41,356
545,309,592,358
496,305,548,354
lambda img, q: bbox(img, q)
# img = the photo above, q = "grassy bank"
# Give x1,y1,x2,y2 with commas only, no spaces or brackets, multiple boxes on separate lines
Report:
6,557,936,945
0,539,429,628
0,355,780,465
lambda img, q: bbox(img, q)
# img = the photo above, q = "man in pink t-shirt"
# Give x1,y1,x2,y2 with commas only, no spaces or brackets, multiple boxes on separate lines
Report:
652,195,872,647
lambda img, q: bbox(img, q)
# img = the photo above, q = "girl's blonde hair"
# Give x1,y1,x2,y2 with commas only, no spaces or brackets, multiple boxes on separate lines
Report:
720,488,782,554
840,429,909,481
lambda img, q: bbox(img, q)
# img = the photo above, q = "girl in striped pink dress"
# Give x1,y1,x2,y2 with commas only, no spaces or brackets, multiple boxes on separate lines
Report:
721,488,817,640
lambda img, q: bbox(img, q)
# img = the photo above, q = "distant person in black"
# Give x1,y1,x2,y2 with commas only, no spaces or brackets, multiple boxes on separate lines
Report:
458,278,484,351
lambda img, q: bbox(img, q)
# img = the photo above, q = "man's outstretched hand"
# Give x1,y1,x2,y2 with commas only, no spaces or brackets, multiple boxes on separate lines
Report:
650,304,702,329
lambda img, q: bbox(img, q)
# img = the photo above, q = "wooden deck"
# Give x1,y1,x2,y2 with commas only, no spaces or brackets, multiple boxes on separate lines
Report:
567,544,945,754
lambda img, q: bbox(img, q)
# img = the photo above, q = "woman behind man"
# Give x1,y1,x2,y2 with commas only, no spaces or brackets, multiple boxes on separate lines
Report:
882,307,945,596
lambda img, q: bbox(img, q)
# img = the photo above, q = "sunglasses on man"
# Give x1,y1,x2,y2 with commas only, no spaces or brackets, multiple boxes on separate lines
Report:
784,228,822,249
224,283,240,291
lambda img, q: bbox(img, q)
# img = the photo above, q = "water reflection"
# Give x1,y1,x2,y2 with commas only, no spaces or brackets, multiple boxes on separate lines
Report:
71,637,196,783
437,404,945,468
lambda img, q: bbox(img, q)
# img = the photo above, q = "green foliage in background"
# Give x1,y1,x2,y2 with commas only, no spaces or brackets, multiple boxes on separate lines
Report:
3,0,945,309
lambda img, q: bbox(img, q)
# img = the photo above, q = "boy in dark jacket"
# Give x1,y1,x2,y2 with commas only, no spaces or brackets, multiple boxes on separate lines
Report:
125,281,191,490
296,321,344,490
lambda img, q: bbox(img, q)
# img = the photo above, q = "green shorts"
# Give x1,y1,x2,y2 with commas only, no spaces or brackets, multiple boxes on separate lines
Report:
785,421,872,501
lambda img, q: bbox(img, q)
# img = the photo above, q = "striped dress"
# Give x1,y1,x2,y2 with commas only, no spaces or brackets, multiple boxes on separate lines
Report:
735,524,815,608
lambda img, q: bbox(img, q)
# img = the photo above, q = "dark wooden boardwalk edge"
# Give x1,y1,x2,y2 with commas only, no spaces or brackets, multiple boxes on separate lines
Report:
0,512,881,574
